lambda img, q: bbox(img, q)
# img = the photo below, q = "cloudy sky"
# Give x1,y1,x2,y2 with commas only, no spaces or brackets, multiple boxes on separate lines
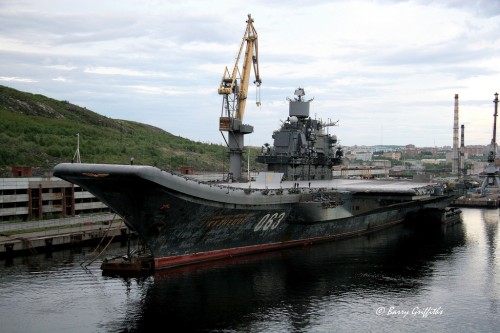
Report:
1,0,500,148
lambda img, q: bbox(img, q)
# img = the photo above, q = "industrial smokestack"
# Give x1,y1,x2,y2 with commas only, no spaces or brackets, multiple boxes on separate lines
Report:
460,124,465,176
452,94,459,175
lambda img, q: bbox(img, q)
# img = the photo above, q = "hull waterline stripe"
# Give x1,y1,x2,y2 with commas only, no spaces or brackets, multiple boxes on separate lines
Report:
154,218,403,269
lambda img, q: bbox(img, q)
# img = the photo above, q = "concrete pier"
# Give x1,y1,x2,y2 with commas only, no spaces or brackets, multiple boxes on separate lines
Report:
0,213,128,257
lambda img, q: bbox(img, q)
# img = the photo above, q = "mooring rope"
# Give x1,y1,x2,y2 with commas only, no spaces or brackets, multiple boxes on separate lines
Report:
88,213,117,255
80,214,123,268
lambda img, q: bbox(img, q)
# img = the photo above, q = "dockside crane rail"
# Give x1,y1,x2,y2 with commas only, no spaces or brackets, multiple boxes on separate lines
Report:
218,14,261,130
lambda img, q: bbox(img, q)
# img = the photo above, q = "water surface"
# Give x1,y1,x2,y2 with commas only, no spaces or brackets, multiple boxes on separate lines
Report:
1,208,499,332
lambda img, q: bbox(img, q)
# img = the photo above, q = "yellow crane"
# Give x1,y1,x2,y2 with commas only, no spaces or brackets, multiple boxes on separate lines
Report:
218,14,261,131
218,14,261,181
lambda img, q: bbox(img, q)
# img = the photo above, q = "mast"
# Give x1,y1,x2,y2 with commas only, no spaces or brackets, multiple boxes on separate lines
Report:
480,92,500,195
73,133,81,163
492,92,498,154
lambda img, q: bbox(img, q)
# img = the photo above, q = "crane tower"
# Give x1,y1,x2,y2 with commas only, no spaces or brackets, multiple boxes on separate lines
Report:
480,92,500,195
218,14,261,181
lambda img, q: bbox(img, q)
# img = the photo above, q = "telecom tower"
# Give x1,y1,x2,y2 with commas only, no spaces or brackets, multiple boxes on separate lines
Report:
480,93,500,195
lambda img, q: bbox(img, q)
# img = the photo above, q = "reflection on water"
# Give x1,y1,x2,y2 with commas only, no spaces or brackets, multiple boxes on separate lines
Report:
1,208,500,333
125,221,467,332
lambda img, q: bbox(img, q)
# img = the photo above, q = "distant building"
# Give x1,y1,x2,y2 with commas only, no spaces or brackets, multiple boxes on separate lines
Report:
463,145,486,156
421,159,447,165
422,147,439,155
0,177,110,222
180,166,193,175
11,166,32,177
382,151,402,160
402,147,421,157
446,151,466,165
354,151,372,161
372,160,391,168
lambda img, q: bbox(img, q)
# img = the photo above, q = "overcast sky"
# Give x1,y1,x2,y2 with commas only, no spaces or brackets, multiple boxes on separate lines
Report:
1,0,500,148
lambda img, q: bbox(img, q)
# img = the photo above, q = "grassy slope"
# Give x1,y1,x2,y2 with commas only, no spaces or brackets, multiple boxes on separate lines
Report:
0,85,262,176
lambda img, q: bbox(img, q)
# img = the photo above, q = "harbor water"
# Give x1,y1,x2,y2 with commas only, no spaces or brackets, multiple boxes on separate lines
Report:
1,207,499,332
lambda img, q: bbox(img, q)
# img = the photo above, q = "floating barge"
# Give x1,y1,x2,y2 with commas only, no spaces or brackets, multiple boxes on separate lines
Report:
452,194,499,208
101,253,154,275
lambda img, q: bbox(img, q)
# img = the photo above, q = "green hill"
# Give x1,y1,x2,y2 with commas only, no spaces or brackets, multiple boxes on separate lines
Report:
0,85,259,177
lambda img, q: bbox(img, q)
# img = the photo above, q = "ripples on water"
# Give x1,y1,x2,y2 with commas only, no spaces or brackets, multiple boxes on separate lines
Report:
1,208,499,332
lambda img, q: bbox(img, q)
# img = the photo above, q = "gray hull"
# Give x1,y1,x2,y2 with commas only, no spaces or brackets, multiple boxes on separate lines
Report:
53,163,455,270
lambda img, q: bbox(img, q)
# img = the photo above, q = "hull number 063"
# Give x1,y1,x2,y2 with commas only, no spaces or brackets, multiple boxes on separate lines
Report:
254,212,286,231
